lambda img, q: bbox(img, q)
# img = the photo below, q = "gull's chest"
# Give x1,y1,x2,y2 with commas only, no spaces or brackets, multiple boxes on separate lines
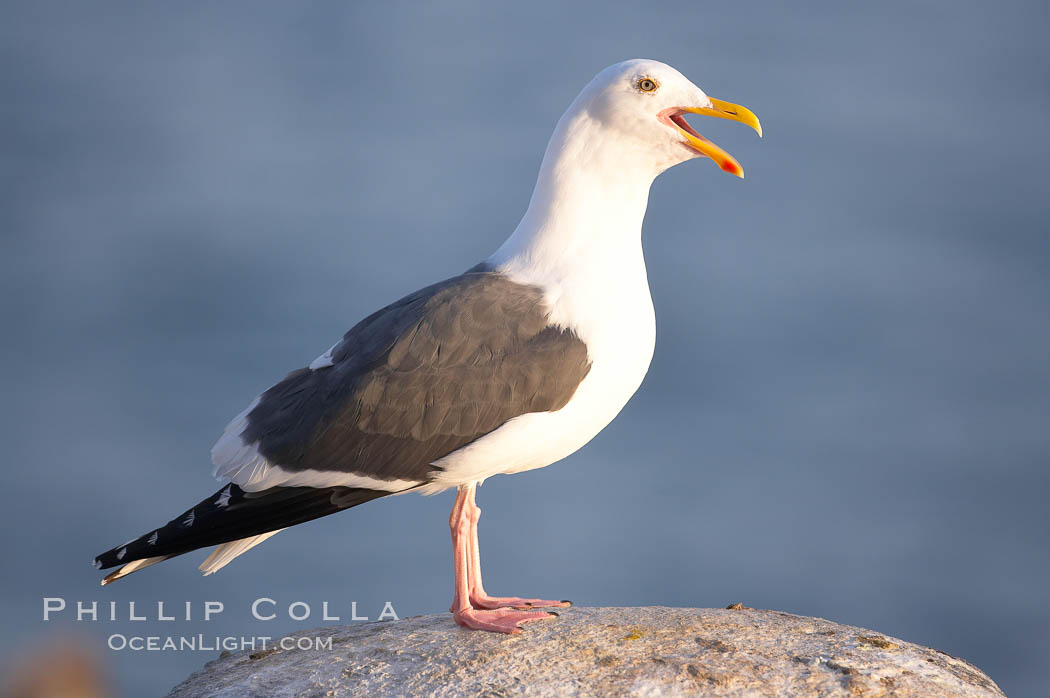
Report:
549,271,657,428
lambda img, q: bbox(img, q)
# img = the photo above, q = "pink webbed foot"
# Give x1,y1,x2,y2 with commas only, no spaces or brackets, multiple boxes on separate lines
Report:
453,607,558,634
469,594,572,610
448,484,569,632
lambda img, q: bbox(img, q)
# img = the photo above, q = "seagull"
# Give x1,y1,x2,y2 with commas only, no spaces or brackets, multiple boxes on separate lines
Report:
94,59,761,634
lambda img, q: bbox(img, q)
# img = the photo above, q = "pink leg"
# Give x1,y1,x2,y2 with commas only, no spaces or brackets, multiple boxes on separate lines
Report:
449,483,560,633
464,487,571,610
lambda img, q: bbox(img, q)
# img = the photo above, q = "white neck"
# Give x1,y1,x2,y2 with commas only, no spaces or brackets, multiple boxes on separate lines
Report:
487,107,660,284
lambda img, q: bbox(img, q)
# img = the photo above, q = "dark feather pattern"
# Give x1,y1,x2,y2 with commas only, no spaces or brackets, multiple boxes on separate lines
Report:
239,269,591,482
94,483,390,570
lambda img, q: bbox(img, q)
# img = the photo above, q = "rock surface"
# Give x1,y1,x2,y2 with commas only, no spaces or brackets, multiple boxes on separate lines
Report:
167,606,1004,697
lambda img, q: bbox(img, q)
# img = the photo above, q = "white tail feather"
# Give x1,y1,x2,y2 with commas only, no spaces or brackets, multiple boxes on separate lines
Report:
101,555,172,586
199,530,284,576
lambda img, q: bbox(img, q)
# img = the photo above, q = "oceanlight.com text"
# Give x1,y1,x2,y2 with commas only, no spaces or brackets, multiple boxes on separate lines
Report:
107,634,334,652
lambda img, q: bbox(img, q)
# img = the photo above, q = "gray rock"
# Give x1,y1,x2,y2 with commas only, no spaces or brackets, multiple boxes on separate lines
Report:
167,606,1005,697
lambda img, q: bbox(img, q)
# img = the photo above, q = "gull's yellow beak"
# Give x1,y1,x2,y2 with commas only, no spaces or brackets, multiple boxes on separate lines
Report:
666,98,762,178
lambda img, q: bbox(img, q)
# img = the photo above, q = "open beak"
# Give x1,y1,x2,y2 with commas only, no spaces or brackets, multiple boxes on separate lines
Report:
662,98,762,178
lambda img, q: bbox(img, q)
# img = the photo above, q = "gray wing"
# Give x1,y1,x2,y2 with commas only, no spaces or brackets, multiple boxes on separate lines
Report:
232,269,591,484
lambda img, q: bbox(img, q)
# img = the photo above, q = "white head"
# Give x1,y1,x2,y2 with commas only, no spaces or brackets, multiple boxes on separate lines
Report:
548,58,762,179
491,59,762,276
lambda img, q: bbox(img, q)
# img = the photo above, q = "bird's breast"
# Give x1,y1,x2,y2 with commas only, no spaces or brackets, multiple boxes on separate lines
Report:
550,273,657,433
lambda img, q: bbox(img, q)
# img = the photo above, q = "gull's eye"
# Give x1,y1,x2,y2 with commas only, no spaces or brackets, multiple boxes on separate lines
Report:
637,77,659,93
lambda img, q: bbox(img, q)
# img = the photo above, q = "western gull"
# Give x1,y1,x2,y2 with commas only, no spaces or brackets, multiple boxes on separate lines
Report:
94,59,761,633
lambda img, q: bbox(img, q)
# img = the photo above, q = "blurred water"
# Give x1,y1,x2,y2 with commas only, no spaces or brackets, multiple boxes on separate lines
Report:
2,1,1048,695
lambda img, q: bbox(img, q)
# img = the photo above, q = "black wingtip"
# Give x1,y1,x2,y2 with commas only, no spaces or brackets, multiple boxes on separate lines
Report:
94,484,392,572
